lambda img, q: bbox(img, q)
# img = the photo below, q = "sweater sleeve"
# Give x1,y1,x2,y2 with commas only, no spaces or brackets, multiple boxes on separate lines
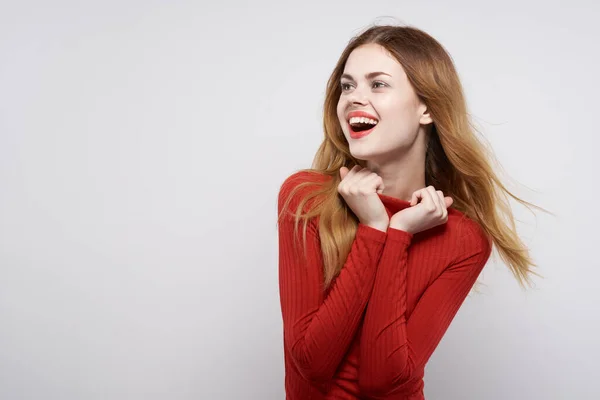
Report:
277,178,388,384
358,222,492,398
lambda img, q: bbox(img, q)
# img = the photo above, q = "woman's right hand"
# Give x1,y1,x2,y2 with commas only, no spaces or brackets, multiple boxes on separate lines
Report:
338,165,389,232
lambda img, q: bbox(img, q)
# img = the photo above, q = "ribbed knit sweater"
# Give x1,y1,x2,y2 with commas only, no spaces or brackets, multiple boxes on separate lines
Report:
277,171,492,399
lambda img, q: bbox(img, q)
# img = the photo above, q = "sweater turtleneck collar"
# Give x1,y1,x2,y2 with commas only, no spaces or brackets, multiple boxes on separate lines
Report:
377,193,412,215
377,192,461,220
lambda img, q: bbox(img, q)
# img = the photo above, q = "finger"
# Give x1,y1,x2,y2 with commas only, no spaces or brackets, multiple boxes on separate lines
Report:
410,190,419,206
344,165,369,193
340,165,360,186
339,166,348,180
346,165,363,182
411,188,432,209
411,188,426,206
436,190,448,218
435,190,453,210
436,189,445,207
421,187,436,211
427,186,441,210
348,166,372,188
375,176,385,194
364,173,384,194
444,196,454,208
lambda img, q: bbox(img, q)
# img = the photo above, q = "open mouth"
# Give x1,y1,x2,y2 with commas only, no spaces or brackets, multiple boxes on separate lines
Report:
348,117,378,138
351,122,376,132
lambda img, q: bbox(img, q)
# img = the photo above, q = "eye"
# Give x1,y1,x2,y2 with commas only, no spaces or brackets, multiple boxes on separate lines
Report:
340,81,387,91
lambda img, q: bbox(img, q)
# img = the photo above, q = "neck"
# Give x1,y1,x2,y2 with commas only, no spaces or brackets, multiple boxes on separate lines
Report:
366,137,427,202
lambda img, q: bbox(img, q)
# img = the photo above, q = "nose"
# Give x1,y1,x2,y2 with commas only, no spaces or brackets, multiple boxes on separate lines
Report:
347,86,368,105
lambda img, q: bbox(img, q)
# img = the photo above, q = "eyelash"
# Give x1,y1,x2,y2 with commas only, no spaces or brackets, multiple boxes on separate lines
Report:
340,81,387,91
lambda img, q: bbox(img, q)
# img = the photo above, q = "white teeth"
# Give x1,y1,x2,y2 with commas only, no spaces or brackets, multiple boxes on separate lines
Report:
349,116,378,125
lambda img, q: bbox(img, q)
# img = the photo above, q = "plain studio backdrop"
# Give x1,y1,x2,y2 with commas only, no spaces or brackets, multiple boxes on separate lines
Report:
1,1,599,399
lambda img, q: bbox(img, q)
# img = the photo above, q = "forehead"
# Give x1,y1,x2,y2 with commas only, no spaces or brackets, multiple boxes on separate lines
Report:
343,43,404,76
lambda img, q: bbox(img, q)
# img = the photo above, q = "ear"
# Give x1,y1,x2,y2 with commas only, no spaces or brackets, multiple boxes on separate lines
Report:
419,106,433,125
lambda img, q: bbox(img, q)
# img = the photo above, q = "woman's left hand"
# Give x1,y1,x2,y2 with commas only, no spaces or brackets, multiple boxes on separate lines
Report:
389,186,453,234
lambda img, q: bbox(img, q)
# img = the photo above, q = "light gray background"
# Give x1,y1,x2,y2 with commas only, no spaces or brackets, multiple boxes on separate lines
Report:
1,1,598,399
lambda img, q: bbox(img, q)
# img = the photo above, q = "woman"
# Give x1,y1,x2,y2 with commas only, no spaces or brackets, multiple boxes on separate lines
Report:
277,24,543,400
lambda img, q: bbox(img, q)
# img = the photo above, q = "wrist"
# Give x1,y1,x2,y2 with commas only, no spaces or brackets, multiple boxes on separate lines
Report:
362,218,389,233
389,219,412,233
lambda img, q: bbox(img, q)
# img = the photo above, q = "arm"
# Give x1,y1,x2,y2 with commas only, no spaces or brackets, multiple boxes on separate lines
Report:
278,179,388,384
358,222,492,398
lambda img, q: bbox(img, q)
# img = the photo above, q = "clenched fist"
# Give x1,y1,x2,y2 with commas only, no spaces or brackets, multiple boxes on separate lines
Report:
390,186,453,234
338,165,389,232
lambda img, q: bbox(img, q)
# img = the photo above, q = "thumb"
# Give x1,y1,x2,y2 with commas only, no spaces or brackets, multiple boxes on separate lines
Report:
340,166,348,180
444,196,454,208
410,192,418,206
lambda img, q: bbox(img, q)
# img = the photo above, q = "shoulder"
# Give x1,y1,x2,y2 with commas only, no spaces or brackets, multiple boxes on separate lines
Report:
446,211,493,265
278,170,330,200
279,170,330,192
278,170,331,212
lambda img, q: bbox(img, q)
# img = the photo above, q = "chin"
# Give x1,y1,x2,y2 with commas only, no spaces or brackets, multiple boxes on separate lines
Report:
348,146,378,161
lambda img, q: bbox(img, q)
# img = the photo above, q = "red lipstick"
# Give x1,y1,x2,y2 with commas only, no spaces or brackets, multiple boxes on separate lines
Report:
347,110,378,120
347,110,379,139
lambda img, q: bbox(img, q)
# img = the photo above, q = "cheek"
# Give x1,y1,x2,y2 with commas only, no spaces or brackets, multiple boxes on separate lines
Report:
378,98,417,125
336,103,347,129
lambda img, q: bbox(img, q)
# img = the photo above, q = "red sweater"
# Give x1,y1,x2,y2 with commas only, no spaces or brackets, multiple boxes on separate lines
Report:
277,171,492,399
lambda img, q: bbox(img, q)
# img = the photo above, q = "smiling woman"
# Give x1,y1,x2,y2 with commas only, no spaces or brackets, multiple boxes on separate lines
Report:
277,23,548,400
337,44,432,158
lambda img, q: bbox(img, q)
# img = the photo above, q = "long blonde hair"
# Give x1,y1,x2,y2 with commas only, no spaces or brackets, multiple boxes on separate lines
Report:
278,24,550,290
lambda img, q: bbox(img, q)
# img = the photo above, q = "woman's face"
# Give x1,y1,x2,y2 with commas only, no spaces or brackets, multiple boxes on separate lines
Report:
336,43,431,162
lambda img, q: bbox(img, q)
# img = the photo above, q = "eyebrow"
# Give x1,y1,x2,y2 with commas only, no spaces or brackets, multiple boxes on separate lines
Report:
341,71,392,81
